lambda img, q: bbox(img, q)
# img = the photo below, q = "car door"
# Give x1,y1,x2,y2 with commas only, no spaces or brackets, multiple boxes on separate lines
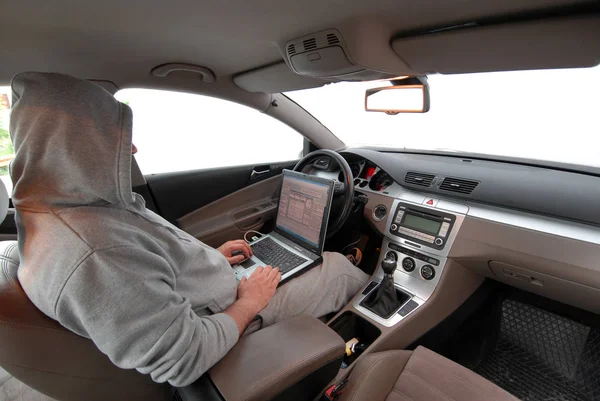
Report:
118,88,310,247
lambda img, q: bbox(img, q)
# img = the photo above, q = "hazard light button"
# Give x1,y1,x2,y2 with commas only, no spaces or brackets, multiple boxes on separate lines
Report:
422,197,439,207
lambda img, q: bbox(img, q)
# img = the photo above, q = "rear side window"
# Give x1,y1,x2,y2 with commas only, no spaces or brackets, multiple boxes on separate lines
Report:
115,89,304,175
0,87,14,195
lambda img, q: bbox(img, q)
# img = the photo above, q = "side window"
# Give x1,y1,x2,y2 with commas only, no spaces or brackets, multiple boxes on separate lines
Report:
115,89,305,175
0,87,14,195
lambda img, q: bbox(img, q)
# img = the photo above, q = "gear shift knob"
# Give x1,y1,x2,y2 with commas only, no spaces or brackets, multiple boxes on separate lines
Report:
381,257,397,275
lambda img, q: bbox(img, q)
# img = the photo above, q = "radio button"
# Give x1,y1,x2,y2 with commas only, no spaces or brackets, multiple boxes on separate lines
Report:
391,224,398,231
435,238,444,246
402,257,416,272
439,222,451,237
421,265,436,280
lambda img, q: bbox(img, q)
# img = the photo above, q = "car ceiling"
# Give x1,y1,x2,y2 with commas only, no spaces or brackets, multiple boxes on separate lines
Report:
1,0,598,92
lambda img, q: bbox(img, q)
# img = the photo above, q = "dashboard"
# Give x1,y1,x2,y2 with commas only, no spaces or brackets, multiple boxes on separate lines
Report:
330,149,600,317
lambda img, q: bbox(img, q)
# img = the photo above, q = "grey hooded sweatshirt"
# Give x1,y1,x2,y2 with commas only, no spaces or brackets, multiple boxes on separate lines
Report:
9,72,240,387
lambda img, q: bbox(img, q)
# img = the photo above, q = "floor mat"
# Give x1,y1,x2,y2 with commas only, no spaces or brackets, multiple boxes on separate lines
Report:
475,299,600,401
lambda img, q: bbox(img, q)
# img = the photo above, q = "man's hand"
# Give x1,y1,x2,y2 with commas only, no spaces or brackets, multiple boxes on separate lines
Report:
217,240,252,265
224,266,281,335
238,266,281,312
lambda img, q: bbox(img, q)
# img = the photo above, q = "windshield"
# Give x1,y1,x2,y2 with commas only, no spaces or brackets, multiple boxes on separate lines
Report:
286,65,600,168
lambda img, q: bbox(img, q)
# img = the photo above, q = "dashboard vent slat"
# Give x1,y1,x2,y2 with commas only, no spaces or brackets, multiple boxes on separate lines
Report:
302,38,317,51
326,33,341,45
440,177,479,194
405,172,435,187
287,44,296,56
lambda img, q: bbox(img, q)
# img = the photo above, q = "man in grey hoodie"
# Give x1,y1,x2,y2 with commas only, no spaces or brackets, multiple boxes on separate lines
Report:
9,72,368,387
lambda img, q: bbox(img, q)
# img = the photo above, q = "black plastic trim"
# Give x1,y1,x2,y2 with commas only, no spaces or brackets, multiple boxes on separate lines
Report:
177,374,225,401
272,356,344,401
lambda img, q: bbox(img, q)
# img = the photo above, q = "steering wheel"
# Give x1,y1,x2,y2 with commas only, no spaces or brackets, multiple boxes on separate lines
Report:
293,149,355,238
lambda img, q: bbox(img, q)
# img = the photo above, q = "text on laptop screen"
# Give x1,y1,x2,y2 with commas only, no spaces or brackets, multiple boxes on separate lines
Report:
276,175,331,248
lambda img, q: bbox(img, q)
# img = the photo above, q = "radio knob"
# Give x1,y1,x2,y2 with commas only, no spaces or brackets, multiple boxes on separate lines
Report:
402,257,416,272
390,224,398,231
421,265,436,280
435,238,444,246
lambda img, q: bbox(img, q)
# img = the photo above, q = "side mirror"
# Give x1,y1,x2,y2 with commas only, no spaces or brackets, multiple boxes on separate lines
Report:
365,76,430,114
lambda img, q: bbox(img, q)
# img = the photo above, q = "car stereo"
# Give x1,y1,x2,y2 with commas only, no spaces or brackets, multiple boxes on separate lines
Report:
389,202,456,250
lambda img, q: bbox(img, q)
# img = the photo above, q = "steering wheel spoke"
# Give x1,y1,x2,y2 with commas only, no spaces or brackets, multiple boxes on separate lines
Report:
293,150,355,238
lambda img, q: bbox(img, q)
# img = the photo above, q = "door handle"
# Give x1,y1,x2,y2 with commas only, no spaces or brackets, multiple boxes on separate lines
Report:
250,168,270,180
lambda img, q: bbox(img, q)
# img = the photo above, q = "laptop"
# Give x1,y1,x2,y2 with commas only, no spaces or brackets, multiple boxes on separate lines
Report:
233,169,335,284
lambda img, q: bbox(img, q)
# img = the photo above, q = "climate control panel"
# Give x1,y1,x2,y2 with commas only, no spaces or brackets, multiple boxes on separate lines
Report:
386,242,442,282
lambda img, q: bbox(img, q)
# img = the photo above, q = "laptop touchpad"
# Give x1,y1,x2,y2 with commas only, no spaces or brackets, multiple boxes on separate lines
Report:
241,259,256,269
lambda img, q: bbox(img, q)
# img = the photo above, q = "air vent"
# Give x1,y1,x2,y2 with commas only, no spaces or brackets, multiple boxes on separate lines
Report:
287,44,296,56
302,38,317,51
327,33,341,45
405,172,435,187
440,177,479,194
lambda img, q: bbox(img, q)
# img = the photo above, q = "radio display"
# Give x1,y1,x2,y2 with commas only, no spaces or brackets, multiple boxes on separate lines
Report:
403,213,442,235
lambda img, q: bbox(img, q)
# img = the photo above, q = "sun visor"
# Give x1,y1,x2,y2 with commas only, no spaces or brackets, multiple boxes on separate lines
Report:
234,62,332,93
392,15,600,74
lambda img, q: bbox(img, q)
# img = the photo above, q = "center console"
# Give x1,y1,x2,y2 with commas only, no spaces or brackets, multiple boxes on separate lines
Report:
351,195,466,327
326,185,478,379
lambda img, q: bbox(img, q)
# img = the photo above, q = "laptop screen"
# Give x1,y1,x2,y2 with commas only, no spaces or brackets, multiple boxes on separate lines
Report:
275,170,334,255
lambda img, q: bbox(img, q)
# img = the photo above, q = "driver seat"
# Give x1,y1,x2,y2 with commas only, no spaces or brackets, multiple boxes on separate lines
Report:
0,180,173,401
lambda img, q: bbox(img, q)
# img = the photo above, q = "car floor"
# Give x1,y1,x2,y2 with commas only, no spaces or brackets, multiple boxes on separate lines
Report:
435,284,600,401
0,367,57,401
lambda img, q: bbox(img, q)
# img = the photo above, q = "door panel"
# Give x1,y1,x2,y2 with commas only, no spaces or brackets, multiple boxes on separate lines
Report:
178,175,282,247
146,160,296,229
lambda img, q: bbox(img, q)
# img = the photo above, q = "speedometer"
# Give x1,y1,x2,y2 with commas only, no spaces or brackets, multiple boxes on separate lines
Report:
369,170,394,192
349,162,361,178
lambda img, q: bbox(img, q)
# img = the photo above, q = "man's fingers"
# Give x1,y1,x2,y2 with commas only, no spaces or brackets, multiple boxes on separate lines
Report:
227,255,245,265
232,239,252,257
250,266,265,279
239,276,248,286
243,241,253,256
267,267,279,279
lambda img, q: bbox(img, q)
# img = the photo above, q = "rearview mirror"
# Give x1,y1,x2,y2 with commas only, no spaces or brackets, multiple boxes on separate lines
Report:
365,77,430,114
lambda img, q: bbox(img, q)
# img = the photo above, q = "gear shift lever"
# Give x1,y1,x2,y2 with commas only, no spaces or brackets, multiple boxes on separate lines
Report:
381,257,397,275
361,257,401,318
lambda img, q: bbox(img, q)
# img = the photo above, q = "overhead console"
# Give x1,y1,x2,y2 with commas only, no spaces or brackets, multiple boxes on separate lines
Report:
284,29,399,81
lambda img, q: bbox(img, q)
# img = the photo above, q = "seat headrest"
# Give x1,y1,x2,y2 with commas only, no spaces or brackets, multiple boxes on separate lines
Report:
0,179,8,224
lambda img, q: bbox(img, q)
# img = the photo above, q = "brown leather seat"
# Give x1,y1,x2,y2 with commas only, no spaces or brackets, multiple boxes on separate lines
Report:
339,347,519,401
0,180,173,401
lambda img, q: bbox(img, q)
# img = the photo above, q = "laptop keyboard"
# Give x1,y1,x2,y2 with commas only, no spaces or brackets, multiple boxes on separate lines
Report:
251,237,307,274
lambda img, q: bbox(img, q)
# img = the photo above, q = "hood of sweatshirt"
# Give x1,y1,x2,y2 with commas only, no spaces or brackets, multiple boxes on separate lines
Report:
9,72,135,210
